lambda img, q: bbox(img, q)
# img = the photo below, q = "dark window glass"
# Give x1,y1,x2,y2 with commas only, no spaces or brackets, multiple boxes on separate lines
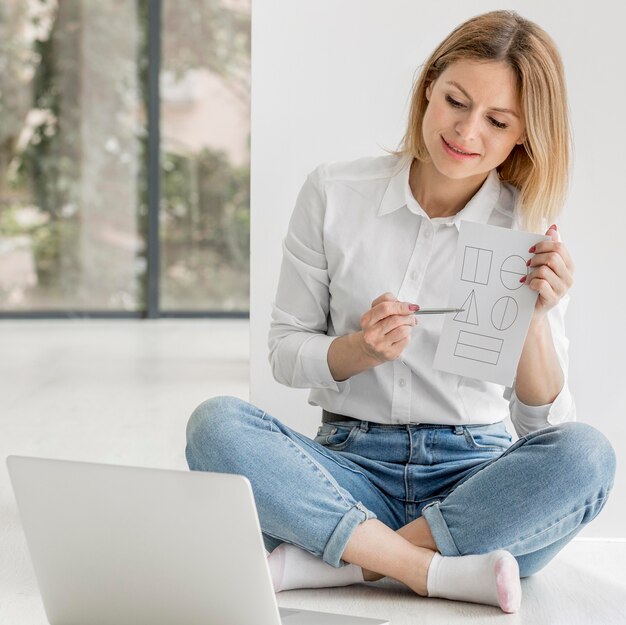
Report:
160,0,250,312
0,1,146,311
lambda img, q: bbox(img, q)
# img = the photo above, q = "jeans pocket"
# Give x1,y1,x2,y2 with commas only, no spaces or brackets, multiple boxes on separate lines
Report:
314,421,360,451
463,422,512,451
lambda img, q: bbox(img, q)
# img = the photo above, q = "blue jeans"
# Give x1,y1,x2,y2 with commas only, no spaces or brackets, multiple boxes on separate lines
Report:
185,396,616,578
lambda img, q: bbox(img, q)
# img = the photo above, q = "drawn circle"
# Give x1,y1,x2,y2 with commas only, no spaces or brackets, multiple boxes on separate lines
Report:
491,296,518,331
500,255,527,290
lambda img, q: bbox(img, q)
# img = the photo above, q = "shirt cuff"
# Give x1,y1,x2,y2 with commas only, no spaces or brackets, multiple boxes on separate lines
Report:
508,380,576,438
297,333,351,392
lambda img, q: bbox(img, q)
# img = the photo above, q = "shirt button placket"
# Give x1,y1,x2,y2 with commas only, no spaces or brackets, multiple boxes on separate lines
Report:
398,219,433,302
392,361,411,423
392,220,431,424
409,223,434,295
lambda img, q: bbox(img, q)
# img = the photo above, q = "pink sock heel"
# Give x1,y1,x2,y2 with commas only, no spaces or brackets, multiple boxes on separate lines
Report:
494,551,522,613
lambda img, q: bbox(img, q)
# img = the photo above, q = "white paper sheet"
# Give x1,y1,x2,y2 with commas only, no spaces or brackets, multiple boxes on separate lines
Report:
433,220,550,386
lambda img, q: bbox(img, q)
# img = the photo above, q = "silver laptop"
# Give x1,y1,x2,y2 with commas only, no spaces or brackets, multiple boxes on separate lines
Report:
7,455,389,625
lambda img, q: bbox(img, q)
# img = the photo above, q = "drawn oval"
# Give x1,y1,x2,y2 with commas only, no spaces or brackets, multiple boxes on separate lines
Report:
491,296,518,331
500,255,527,290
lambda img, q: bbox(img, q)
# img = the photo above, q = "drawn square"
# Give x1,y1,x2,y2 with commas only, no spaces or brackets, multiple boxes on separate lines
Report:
461,246,492,285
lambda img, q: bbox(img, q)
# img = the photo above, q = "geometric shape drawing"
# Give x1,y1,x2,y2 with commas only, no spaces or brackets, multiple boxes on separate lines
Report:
454,330,503,365
454,290,479,325
491,296,518,331
461,246,492,285
500,255,528,290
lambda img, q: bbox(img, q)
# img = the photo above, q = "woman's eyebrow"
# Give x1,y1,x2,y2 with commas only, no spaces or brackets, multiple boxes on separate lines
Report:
446,80,520,118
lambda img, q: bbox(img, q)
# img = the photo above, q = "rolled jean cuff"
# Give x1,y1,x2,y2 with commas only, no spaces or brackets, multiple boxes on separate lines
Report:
322,501,377,568
422,500,461,556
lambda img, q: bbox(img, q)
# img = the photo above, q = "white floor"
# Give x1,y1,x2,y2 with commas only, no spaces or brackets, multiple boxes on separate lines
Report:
1,320,624,625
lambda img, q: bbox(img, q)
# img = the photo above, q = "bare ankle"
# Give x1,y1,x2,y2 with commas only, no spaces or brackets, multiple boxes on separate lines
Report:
407,547,437,597
398,516,438,552
362,568,383,582
362,547,436,594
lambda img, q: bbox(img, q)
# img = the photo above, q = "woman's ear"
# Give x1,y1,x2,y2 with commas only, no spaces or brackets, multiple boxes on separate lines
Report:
425,82,433,101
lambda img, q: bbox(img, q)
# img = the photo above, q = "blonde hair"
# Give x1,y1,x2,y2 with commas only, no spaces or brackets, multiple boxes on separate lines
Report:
385,10,571,233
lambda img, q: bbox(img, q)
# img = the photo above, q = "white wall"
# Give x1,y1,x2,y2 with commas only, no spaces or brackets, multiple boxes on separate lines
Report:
250,0,626,538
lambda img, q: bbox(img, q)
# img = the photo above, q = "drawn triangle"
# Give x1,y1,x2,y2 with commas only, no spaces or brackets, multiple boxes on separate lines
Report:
454,290,479,325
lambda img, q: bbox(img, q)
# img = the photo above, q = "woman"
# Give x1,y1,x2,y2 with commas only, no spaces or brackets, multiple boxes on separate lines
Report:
185,10,616,614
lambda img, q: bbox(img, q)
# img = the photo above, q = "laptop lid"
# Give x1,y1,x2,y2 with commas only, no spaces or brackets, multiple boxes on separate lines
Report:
7,455,283,625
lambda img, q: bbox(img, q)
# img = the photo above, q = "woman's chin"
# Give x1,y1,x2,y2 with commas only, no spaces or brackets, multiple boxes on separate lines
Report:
429,156,488,181
432,161,476,180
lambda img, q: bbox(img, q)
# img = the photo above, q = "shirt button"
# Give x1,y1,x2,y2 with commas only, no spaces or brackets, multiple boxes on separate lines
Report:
398,378,406,388
424,229,432,239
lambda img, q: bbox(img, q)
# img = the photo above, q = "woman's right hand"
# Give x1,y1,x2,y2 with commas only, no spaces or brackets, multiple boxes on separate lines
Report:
358,292,419,364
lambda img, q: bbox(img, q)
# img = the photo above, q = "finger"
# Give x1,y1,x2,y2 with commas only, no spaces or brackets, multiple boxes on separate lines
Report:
525,266,564,298
371,292,397,308
363,316,415,362
385,325,413,344
369,299,417,326
382,313,418,335
362,293,397,328
541,224,560,248
528,251,574,290
527,276,558,304
528,240,575,273
527,250,567,279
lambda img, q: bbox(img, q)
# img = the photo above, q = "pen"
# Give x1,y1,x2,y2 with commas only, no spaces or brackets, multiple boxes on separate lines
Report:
412,308,465,315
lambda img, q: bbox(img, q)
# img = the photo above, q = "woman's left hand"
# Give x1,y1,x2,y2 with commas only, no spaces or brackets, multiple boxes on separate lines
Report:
523,224,575,318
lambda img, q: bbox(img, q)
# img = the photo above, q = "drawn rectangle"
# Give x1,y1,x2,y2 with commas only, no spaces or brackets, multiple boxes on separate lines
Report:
457,331,502,351
476,250,491,283
454,330,503,365
461,247,478,281
455,343,500,365
461,246,492,285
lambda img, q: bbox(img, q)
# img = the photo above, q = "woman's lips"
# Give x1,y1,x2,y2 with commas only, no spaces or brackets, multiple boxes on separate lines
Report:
441,136,480,159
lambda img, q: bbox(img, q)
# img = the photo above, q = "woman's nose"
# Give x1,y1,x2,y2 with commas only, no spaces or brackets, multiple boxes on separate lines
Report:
455,112,481,142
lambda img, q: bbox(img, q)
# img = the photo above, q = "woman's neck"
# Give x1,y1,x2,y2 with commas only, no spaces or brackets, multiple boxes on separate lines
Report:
409,158,489,219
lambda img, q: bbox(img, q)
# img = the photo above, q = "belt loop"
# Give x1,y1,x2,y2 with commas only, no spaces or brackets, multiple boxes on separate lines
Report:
453,425,464,435
360,420,369,432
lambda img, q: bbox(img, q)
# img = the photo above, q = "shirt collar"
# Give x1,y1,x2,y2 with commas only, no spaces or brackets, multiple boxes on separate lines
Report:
378,155,502,231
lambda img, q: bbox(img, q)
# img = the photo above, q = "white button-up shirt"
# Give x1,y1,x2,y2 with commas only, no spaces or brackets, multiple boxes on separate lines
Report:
268,154,576,438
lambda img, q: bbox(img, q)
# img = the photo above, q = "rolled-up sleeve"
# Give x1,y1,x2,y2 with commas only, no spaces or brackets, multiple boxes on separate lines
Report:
503,291,576,438
268,165,348,392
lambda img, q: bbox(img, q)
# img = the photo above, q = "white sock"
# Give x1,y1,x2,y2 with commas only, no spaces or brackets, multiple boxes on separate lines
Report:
426,550,522,613
267,543,365,592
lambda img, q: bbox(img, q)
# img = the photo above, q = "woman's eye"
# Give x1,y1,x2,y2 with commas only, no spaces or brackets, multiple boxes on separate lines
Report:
489,117,508,130
446,95,509,130
445,95,464,108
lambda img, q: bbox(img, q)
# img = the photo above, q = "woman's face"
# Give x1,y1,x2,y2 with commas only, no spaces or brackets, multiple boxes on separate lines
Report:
422,59,526,180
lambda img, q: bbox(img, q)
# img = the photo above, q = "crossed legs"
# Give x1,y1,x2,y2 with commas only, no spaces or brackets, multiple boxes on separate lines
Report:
186,397,616,596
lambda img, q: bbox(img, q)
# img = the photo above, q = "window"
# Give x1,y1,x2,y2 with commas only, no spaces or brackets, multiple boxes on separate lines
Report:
0,0,250,317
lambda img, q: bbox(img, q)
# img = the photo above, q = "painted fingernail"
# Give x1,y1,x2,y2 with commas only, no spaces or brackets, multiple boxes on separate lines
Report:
520,276,527,283
528,245,536,253
409,304,420,311
550,224,558,231
526,259,531,267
